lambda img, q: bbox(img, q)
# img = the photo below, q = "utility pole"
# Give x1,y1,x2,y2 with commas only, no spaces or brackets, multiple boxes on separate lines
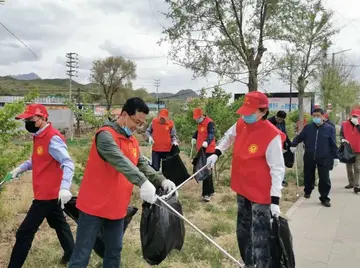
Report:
76,88,81,136
65,52,79,140
289,57,293,112
154,79,160,112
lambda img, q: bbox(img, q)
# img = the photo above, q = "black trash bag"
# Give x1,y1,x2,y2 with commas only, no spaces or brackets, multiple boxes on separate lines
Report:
338,142,356,164
270,216,295,268
140,190,185,265
63,197,138,259
162,145,190,186
283,150,294,168
192,147,211,182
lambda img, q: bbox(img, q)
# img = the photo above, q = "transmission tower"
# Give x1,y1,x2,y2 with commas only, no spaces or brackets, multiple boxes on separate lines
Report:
65,52,79,141
154,79,160,112
66,52,79,100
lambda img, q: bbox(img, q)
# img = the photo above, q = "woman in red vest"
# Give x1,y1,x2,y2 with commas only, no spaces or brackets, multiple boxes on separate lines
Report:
191,108,216,202
68,98,176,267
340,108,360,192
146,108,178,171
8,104,75,267
206,92,286,268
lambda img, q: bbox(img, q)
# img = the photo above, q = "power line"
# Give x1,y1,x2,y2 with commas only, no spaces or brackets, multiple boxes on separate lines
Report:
0,21,37,59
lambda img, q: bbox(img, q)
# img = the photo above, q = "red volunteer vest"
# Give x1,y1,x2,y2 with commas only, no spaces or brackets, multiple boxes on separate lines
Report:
231,119,286,204
32,124,64,200
343,121,360,153
152,118,174,152
76,126,140,220
196,116,216,153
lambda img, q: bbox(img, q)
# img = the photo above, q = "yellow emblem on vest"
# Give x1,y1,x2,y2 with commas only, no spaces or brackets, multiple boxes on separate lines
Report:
132,148,137,158
200,127,205,132
36,146,44,155
248,144,258,154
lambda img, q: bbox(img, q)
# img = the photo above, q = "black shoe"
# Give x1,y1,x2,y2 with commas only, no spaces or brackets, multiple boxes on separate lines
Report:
60,256,70,265
345,184,354,189
354,187,360,194
282,181,288,187
304,193,311,199
321,200,331,207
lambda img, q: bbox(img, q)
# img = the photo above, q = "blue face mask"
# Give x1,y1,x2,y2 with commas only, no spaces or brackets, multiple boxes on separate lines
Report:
122,126,133,136
242,114,257,124
313,117,322,125
196,117,204,124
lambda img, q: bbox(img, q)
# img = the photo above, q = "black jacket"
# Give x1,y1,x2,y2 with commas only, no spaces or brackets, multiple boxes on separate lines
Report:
292,122,338,160
268,116,291,149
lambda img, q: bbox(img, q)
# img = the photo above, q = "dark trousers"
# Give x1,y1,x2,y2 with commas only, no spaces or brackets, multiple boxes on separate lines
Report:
8,199,74,268
202,153,215,196
236,195,271,268
68,210,124,268
151,151,170,171
303,153,331,202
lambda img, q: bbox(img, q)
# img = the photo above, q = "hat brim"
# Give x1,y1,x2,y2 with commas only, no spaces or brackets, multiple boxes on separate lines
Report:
236,105,257,116
15,112,34,120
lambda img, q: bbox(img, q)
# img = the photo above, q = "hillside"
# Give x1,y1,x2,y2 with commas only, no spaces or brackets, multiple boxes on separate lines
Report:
0,76,155,102
150,89,199,100
11,73,41,80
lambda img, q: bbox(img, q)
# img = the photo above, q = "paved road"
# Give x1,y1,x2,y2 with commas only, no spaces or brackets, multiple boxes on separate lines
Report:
287,163,360,267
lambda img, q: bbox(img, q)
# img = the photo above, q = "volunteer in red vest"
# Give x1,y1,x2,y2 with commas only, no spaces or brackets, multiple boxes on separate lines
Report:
340,108,360,192
68,97,177,267
191,108,216,202
8,104,75,267
206,92,285,268
146,108,178,171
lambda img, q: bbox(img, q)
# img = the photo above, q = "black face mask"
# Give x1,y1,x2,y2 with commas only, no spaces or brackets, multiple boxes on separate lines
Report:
25,121,40,133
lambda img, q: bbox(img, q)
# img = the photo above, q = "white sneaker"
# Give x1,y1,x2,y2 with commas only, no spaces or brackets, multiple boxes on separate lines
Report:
202,195,211,202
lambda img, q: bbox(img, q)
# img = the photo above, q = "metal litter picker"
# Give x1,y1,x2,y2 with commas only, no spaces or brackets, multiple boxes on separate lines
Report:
156,196,244,267
294,150,299,197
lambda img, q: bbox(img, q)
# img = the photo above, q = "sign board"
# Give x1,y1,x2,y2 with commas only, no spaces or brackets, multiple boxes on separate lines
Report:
268,97,312,113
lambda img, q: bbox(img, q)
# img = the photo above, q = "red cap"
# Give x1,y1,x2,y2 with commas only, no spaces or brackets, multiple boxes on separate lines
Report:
15,104,49,120
351,109,360,117
193,108,203,119
236,91,269,116
159,109,169,118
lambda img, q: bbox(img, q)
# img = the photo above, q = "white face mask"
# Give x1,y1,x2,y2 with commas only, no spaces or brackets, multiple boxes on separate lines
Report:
351,117,359,125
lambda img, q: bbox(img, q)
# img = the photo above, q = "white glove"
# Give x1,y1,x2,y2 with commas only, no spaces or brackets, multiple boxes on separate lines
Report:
161,179,178,197
172,141,178,146
206,154,218,169
282,149,287,153
290,147,297,153
10,167,23,180
351,117,359,125
140,180,157,204
191,138,197,145
341,139,349,143
334,159,340,167
148,136,154,145
270,204,281,217
58,189,72,209
202,141,208,148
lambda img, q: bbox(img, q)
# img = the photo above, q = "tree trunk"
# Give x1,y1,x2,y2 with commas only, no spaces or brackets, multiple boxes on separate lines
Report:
247,67,258,92
296,77,306,169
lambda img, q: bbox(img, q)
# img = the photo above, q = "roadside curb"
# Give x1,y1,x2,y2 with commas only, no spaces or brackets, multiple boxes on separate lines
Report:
285,196,305,219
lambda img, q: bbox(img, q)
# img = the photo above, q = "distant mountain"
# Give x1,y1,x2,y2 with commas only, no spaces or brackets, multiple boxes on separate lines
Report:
11,72,41,80
151,89,199,100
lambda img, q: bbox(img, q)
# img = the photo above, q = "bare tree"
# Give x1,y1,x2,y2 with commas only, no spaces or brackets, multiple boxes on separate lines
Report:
277,0,337,131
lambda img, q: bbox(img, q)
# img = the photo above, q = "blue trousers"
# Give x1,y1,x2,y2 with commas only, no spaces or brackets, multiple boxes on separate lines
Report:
68,211,124,268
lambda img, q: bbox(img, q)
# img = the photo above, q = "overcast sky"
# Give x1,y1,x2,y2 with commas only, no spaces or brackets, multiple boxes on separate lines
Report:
0,0,359,97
